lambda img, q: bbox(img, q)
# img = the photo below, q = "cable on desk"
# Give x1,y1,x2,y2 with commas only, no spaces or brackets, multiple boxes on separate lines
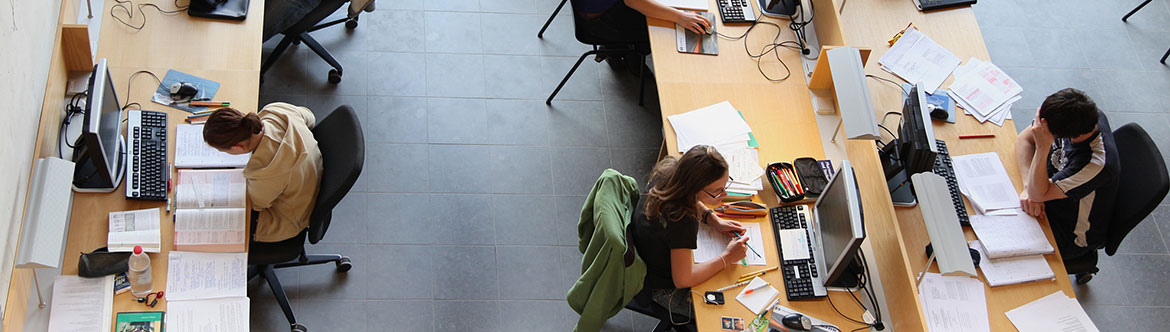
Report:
58,92,88,158
125,70,162,111
714,21,801,82
111,0,189,31
788,0,815,58
866,75,908,93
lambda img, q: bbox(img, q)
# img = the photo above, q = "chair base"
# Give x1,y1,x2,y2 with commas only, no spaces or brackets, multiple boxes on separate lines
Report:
261,15,355,84
249,252,351,332
547,46,650,106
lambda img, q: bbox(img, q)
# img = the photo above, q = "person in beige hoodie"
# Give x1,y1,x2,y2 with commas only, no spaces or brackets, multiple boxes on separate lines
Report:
202,103,323,243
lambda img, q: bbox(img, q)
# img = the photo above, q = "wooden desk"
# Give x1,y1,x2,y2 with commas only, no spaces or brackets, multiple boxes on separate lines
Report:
2,0,262,329
648,0,1075,331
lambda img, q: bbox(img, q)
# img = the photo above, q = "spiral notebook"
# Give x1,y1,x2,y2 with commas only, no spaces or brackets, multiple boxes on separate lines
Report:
970,240,1055,287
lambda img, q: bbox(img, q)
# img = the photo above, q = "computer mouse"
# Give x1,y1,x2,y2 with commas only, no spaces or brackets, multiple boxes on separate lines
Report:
782,314,812,331
928,104,948,121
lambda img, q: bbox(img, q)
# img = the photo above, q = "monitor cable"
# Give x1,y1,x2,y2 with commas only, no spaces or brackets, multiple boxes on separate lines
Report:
715,21,803,82
111,0,189,31
58,92,88,158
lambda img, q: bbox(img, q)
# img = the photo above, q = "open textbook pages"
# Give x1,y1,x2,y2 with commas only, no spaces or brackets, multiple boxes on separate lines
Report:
107,208,162,252
174,169,247,252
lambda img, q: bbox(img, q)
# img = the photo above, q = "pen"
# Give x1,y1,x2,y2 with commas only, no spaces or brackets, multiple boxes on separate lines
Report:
190,101,230,107
738,266,779,280
743,283,770,295
769,172,790,197
734,231,763,259
777,169,798,195
959,134,995,139
785,168,804,194
187,113,211,119
189,109,215,116
187,120,207,125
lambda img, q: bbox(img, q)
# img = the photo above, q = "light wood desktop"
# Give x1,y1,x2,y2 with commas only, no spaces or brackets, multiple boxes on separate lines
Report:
646,0,1075,331
2,0,261,330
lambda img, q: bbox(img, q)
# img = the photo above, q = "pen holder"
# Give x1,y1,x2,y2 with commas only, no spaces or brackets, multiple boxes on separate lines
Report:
766,162,806,203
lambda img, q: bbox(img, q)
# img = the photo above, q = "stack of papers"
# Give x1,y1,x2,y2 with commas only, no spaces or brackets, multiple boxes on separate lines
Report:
969,240,1055,287
47,275,114,332
166,251,249,332
951,152,1020,216
107,208,162,252
1006,291,1099,332
969,214,1055,259
878,27,961,93
917,273,989,332
694,222,766,265
667,101,764,194
947,58,1023,127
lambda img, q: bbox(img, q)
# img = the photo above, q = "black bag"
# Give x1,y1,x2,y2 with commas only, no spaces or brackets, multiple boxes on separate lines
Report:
78,247,131,278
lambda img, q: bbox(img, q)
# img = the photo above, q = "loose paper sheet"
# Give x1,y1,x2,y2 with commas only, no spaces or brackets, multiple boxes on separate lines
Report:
970,240,1055,287
47,275,114,332
166,297,250,332
918,273,990,332
878,27,961,93
166,251,247,301
1005,291,1099,332
694,222,766,266
969,214,1055,259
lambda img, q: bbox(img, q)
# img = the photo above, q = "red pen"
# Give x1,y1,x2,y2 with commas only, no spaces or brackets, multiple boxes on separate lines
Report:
959,134,995,139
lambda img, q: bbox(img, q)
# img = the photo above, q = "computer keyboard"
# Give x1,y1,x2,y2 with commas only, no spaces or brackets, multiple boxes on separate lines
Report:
931,139,969,226
717,0,757,23
770,205,827,300
125,109,168,201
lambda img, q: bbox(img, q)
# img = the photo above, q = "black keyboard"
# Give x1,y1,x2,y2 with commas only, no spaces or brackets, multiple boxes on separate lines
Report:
125,110,168,201
717,0,756,23
770,205,824,300
932,139,969,226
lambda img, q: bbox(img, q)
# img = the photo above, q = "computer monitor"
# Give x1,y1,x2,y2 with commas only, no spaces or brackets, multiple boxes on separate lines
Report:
813,160,866,288
897,82,938,176
73,58,125,192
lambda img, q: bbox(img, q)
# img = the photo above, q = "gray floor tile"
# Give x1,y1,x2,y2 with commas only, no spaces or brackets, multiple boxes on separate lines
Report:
366,245,436,299
555,195,587,246
547,101,609,146
368,52,428,96
304,94,368,125
435,301,501,331
381,0,424,10
261,49,311,95
537,13,590,56
367,193,438,244
426,53,487,98
249,281,296,331
366,10,427,53
1115,216,1167,254
482,13,545,55
431,194,496,244
483,55,547,99
1081,305,1140,332
306,11,369,53
1000,67,1098,110
487,146,554,194
292,244,368,300
535,0,572,18
293,300,367,331
610,148,659,188
972,0,1029,28
425,0,480,11
1011,109,1034,133
480,0,539,14
599,64,655,105
629,308,665,331
551,147,612,195
485,98,551,145
493,195,560,245
261,94,308,109
428,145,492,193
980,27,1036,68
605,101,662,148
366,301,435,332
366,96,429,143
543,56,603,101
1021,28,1087,69
433,246,500,299
557,246,585,292
1126,27,1170,70
1091,69,1161,113
1104,112,1170,153
1154,205,1170,249
427,98,489,143
1119,0,1170,30
365,143,429,192
424,12,484,53
499,301,577,331
1074,27,1144,69
596,307,636,332
303,50,368,95
1113,254,1170,306
497,246,565,300
1111,305,1170,332
318,192,367,244
1072,255,1131,306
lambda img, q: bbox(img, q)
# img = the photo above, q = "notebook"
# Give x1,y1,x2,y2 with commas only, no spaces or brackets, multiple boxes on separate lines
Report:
970,240,1055,287
175,124,251,168
969,214,1054,259
107,208,162,253
173,169,247,252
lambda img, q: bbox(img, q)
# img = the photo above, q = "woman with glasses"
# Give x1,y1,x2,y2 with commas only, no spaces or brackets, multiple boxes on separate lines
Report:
631,145,749,326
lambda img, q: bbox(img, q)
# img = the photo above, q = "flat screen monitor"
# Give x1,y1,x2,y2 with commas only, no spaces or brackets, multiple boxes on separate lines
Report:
73,58,124,192
814,160,866,288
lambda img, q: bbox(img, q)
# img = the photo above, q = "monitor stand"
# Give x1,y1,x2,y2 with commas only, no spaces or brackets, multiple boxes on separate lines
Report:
887,169,917,207
72,136,125,193
758,0,798,18
825,259,864,289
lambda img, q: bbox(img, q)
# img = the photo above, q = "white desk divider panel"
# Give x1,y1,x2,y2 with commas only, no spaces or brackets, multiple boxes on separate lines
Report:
912,172,977,278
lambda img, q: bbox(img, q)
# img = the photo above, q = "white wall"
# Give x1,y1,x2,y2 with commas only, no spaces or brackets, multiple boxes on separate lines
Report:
0,0,64,319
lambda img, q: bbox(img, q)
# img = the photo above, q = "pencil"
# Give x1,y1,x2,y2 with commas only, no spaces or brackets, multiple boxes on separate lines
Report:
734,231,762,259
777,168,798,195
785,168,804,193
190,101,230,107
769,171,790,197
187,113,211,119
959,134,995,139
738,266,779,280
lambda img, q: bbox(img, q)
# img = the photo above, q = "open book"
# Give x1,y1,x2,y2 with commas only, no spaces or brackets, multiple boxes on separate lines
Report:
969,214,1055,259
108,208,162,252
174,169,247,252
175,124,251,168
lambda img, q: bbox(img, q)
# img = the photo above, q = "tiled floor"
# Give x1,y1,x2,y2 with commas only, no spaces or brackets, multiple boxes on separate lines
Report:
251,4,663,332
250,0,1170,331
975,0,1170,331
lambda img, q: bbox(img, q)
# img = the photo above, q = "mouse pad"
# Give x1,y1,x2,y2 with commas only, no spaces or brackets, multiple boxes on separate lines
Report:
675,12,718,55
903,83,956,123
151,70,221,113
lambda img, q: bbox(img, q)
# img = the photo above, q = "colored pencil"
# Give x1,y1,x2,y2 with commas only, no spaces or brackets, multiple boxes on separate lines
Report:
769,171,790,197
785,167,805,193
959,134,995,139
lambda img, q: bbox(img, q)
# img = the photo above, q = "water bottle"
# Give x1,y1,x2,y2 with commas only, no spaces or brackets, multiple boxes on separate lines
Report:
128,245,153,298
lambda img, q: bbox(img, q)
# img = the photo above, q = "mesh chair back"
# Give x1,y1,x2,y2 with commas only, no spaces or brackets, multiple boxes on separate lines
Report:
308,105,365,244
1106,123,1169,255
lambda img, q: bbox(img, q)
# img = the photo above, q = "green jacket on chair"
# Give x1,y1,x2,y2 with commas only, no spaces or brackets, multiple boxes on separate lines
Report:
567,169,646,332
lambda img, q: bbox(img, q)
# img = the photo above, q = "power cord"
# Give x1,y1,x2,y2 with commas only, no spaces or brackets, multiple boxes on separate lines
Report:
715,21,803,82
111,0,189,30
826,254,885,332
58,92,88,158
866,75,908,93
788,0,815,58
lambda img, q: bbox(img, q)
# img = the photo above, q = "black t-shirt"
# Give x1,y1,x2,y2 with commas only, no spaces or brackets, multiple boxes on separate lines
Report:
1044,112,1119,249
631,198,699,290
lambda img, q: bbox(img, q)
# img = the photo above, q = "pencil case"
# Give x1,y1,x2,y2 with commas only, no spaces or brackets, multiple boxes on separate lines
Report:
793,157,829,196
78,247,130,278
766,162,805,203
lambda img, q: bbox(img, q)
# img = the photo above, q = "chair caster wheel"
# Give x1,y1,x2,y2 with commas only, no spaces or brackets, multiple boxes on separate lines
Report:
346,20,358,29
291,323,308,332
293,40,301,46
1075,272,1094,285
336,256,352,272
328,69,342,84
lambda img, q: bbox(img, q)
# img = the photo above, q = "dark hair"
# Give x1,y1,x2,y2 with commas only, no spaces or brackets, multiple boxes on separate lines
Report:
644,145,729,224
202,108,262,149
1038,88,1098,138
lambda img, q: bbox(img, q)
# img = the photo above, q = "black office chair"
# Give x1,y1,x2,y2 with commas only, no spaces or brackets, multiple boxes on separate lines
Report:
626,288,697,332
261,0,371,84
539,0,648,106
1064,123,1169,284
247,105,365,332
1122,0,1170,64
